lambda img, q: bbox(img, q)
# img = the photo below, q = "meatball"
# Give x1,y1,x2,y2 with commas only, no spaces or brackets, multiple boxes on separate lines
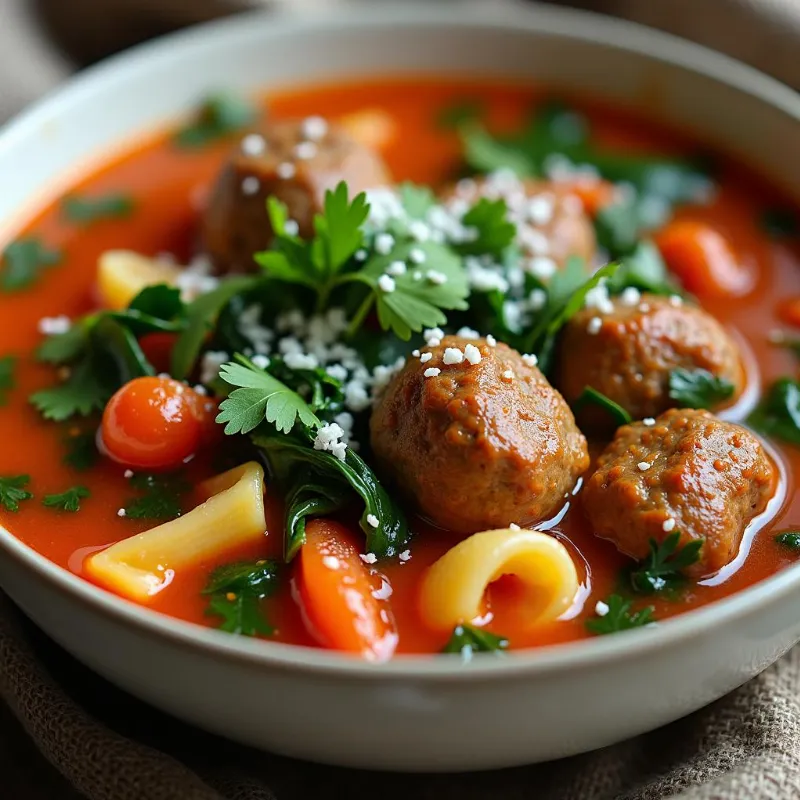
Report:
202,119,391,273
442,172,596,271
370,336,589,532
558,293,744,423
583,409,776,576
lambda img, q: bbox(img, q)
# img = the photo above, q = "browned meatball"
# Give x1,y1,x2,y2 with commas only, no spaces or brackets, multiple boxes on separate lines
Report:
558,293,744,423
202,118,391,273
442,173,596,270
583,409,776,576
370,335,589,532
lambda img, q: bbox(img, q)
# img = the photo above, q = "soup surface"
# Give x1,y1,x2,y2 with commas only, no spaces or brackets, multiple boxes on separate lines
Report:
1,77,799,659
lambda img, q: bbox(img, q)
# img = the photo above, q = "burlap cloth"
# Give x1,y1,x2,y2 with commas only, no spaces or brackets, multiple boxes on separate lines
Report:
2,1,800,797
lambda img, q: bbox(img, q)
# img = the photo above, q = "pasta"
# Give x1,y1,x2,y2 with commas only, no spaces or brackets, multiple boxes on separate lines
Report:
97,249,180,309
418,529,579,631
85,462,267,602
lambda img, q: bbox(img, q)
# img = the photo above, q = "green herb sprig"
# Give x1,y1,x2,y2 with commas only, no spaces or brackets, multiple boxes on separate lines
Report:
42,486,90,513
0,475,33,513
586,595,655,635
443,624,509,658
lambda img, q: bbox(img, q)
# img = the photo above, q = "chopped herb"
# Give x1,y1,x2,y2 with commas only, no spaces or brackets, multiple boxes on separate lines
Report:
760,208,798,239
216,358,321,436
458,198,516,258
122,472,188,521
0,355,16,405
437,98,484,130
585,594,655,635
574,386,632,426
0,475,33,513
442,624,509,658
62,193,135,224
775,531,800,551
1,238,61,292
175,92,257,148
628,532,703,594
62,431,99,471
42,485,90,513
748,377,800,447
30,356,111,421
203,559,278,636
668,368,735,409
606,240,680,297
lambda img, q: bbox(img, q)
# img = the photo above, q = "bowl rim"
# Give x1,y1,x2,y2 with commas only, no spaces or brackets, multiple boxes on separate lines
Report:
2,0,800,680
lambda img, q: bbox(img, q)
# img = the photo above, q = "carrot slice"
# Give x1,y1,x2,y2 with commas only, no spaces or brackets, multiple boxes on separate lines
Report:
655,219,754,299
298,519,398,661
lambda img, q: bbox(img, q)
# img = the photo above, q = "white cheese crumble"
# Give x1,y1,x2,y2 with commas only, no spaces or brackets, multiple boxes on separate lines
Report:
522,353,539,367
301,115,328,141
527,256,557,280
509,522,521,531
123,469,133,479
424,367,441,378
643,417,656,426
398,549,411,562
117,508,126,518
501,369,514,380
378,274,396,293
419,352,433,364
620,287,641,307
464,343,482,365
587,317,603,335
584,282,614,315
372,579,393,601
409,247,427,265
637,461,651,472
386,261,406,276
240,133,267,156
374,232,395,255
284,219,300,236
595,600,610,617
360,552,378,565
241,176,260,196
38,315,71,335
662,518,676,532
276,162,296,179
366,514,380,529
200,350,229,385
486,334,497,347
456,327,480,339
294,141,318,160
669,295,683,307
426,270,447,285
528,288,547,311
251,354,270,370
411,349,421,358
443,347,464,365
313,423,347,461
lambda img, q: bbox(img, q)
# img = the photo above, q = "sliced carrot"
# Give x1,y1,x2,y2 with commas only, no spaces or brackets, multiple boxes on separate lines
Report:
778,296,800,328
655,219,754,299
563,178,617,217
298,519,398,661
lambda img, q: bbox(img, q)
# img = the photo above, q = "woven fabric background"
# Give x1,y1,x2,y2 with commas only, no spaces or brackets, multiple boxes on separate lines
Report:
2,1,800,797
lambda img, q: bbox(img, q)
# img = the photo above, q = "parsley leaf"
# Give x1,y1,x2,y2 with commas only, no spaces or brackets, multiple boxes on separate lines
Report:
62,193,135,224
628,532,703,594
442,624,508,659
0,355,17,406
760,208,798,239
216,359,321,436
123,472,188,521
312,181,370,279
203,559,278,636
1,238,61,292
42,485,90,512
668,368,735,409
30,356,110,421
0,475,33,512
606,240,680,296
748,377,800,446
175,92,257,148
585,595,655,635
775,531,800,551
62,431,98,471
573,386,632,427
37,323,89,364
458,197,516,257
437,98,484,130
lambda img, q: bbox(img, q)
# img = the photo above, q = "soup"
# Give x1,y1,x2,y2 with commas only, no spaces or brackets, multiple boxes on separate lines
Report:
1,78,799,660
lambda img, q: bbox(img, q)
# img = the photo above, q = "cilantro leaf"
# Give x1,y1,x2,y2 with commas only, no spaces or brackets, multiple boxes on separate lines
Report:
585,595,655,635
203,559,278,636
312,181,369,278
668,368,734,409
128,284,184,321
606,240,680,296
628,532,703,594
37,322,90,364
748,377,800,446
458,122,534,176
437,99,484,130
123,472,188,521
62,431,98,471
216,359,321,435
458,197,516,257
775,532,800,551
62,193,135,225
760,208,798,239
399,183,437,219
442,624,508,659
0,355,17,406
175,92,256,148
573,386,632,427
30,356,110,421
42,485,90,512
0,475,33,512
1,238,61,292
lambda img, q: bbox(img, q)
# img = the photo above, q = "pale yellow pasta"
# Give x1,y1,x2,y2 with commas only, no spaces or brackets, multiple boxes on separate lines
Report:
418,529,578,631
86,462,267,602
97,249,181,310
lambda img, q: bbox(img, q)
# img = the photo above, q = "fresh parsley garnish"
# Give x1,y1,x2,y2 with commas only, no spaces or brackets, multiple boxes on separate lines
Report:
628,532,703,594
437,98,484,130
606,240,681,296
0,475,33,512
573,386,632,427
458,197,517,257
42,485,90,513
748,377,800,446
30,356,111,421
203,559,278,636
775,531,800,551
62,431,99,471
585,595,655,635
175,91,257,148
0,355,16,406
216,359,321,435
1,238,61,292
61,193,135,224
760,208,798,239
122,472,188,521
668,368,735,409
442,624,509,659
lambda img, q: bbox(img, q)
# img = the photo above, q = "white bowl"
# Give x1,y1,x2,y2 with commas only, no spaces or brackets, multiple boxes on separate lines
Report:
2,2,800,773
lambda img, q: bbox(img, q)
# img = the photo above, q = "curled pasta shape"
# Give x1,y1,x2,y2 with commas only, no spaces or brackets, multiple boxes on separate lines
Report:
86,462,267,602
419,529,578,631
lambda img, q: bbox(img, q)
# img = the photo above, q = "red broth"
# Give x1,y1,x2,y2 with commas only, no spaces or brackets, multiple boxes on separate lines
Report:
1,77,799,654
